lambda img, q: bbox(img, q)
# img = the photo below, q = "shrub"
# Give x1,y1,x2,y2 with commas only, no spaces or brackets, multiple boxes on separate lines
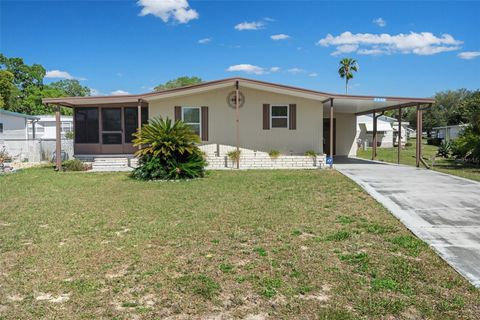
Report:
62,159,86,171
227,149,241,162
131,117,206,180
0,146,10,164
427,138,442,146
64,131,74,140
405,141,413,147
268,150,280,159
304,150,316,157
437,140,452,158
451,127,480,163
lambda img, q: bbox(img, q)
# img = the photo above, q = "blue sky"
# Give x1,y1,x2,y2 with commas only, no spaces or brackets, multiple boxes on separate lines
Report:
1,0,479,97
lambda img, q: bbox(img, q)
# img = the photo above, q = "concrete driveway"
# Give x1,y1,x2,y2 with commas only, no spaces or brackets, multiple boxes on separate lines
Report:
335,157,480,288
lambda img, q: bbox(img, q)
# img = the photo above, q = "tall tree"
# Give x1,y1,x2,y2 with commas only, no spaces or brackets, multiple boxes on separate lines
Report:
0,54,45,91
406,89,473,136
49,79,91,97
0,54,91,114
0,70,19,109
338,58,359,94
155,76,203,92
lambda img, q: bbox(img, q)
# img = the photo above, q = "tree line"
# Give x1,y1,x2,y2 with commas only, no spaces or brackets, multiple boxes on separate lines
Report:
0,54,91,115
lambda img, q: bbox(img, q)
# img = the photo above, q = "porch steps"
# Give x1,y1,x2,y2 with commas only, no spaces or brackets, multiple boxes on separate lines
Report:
90,157,138,172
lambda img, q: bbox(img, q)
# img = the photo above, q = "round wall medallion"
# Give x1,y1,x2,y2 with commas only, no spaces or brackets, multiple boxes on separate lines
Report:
227,91,245,108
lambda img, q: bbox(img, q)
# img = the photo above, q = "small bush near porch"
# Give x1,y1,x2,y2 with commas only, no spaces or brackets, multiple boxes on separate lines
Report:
1,169,479,319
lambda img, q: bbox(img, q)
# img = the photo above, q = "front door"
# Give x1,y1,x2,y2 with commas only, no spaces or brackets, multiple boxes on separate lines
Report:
101,108,123,153
323,118,336,156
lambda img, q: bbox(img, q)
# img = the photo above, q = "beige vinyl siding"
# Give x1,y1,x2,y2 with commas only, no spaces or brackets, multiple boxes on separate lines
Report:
148,86,324,155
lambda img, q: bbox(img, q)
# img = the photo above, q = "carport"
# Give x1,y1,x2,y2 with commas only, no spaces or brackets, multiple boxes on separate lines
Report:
322,95,434,167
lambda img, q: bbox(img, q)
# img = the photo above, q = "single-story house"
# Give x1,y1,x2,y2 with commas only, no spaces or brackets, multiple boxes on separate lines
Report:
42,78,434,169
0,109,39,141
356,114,412,148
356,115,394,148
27,115,73,139
432,124,468,142
0,109,74,162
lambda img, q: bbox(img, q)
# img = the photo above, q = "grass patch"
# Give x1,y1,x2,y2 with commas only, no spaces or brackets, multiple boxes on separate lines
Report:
218,263,234,274
371,278,398,291
253,247,267,256
324,230,351,241
391,235,425,256
0,168,478,318
176,274,220,300
336,215,355,224
257,276,282,298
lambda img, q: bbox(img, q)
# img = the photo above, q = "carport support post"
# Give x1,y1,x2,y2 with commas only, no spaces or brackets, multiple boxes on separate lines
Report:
55,104,62,171
137,99,142,150
397,107,402,164
329,98,334,166
372,111,377,160
416,104,422,168
235,80,240,169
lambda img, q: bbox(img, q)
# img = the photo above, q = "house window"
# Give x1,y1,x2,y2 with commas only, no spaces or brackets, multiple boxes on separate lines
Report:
0,123,3,133
182,107,201,136
271,105,289,128
61,122,72,133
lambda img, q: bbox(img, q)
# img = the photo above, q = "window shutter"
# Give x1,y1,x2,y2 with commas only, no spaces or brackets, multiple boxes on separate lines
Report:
201,106,209,141
263,104,270,130
174,106,182,122
289,104,297,130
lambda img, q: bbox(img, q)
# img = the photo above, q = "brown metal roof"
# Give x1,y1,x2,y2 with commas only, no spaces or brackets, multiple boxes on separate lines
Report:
42,77,435,107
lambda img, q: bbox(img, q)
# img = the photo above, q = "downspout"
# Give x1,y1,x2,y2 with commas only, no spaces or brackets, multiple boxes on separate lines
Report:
235,80,240,169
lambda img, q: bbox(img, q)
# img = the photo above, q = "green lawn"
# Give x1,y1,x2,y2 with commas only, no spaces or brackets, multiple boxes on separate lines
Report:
357,139,480,182
1,168,479,319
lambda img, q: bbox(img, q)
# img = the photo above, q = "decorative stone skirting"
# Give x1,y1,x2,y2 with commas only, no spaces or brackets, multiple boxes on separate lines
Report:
75,144,325,171
199,144,324,170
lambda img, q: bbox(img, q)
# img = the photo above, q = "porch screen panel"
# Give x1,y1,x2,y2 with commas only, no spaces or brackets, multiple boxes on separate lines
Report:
124,107,149,143
75,107,99,143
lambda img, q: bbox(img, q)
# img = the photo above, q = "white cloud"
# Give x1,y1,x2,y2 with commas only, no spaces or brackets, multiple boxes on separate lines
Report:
137,0,199,24
317,31,462,56
226,64,267,75
373,17,386,27
198,38,212,44
90,88,101,96
458,51,480,60
110,90,130,96
308,73,318,77
263,17,275,22
271,34,290,41
234,21,265,31
331,44,359,56
227,64,277,75
287,68,305,74
45,70,86,80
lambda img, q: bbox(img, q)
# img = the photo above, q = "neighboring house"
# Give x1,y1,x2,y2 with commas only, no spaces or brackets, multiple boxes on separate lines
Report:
356,115,394,148
43,77,434,168
0,109,38,141
0,109,73,162
356,114,411,148
27,115,73,139
432,124,468,142
378,114,413,141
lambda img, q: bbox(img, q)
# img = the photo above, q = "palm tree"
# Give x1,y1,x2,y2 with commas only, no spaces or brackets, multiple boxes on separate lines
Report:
338,58,359,94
